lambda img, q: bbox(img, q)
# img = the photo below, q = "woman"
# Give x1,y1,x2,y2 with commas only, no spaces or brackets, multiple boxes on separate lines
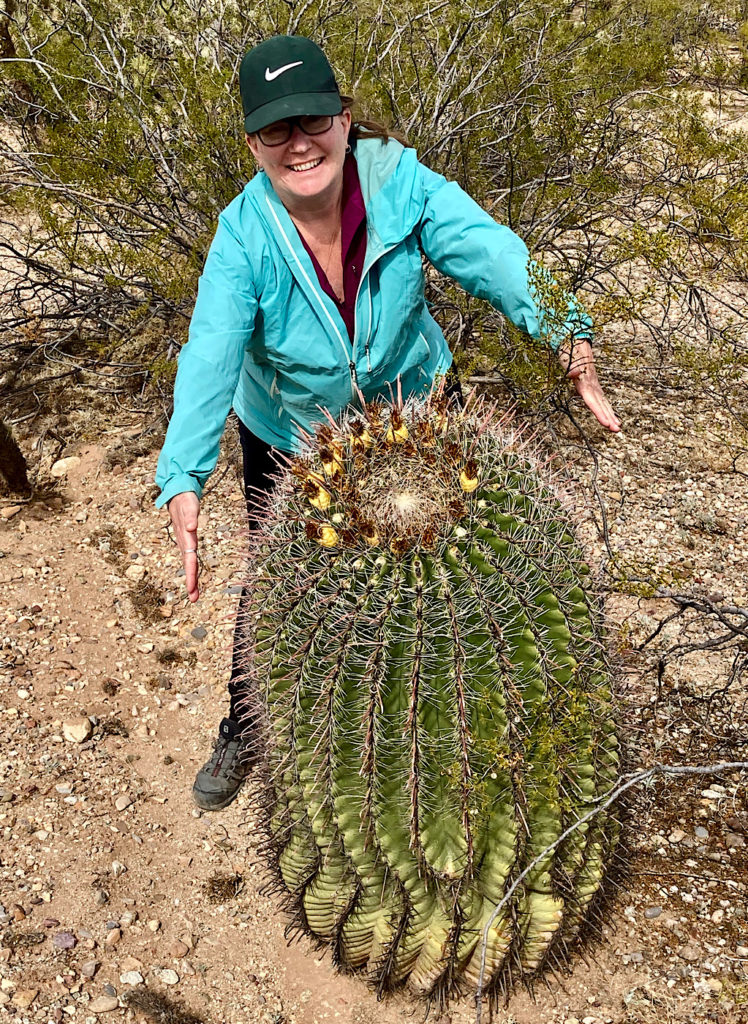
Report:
155,34,620,812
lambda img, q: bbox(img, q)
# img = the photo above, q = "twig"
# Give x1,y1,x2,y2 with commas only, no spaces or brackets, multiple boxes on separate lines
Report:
474,759,748,1021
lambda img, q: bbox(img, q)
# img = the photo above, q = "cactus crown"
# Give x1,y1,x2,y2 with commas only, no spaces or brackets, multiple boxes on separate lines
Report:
262,392,540,555
240,390,619,1003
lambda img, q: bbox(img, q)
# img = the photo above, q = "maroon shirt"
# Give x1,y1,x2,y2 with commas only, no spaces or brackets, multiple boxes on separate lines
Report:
297,153,366,343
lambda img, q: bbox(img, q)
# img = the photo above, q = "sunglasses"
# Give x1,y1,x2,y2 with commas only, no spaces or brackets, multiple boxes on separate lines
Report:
256,114,335,147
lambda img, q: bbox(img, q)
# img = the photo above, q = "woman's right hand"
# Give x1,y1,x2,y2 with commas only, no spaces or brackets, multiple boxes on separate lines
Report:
167,491,201,602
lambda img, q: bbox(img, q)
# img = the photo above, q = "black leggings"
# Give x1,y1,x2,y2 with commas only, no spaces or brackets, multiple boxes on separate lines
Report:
227,420,276,719
227,369,465,719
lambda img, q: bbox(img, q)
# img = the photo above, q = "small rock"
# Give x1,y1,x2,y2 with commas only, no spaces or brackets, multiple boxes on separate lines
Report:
53,931,77,949
119,957,144,973
114,794,132,812
104,928,121,947
0,991,9,1007
102,984,117,998
12,988,38,1009
10,903,26,921
168,939,190,959
726,833,745,849
95,888,110,905
120,911,137,926
88,995,119,1013
147,919,161,933
695,826,709,840
55,784,74,796
105,920,119,931
51,456,81,479
679,943,701,961
80,961,99,979
0,788,15,804
119,971,143,986
712,909,725,924
124,563,147,582
736,945,748,957
63,717,93,743
111,860,127,877
152,967,179,985
0,505,22,519
190,626,207,640
668,828,686,844
644,906,662,919
43,917,61,928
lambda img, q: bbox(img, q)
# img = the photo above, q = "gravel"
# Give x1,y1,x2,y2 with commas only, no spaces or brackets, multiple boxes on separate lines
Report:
1,354,746,1024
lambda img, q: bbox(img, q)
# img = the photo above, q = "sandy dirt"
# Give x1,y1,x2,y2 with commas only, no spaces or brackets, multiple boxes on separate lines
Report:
1,357,747,1024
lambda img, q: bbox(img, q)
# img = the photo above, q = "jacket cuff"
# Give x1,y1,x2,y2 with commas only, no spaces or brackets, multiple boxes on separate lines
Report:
154,475,203,510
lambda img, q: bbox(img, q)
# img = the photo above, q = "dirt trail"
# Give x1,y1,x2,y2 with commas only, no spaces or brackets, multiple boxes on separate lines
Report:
1,388,747,1024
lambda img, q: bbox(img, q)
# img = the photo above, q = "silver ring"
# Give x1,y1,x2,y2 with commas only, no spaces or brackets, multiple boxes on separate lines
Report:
183,547,197,554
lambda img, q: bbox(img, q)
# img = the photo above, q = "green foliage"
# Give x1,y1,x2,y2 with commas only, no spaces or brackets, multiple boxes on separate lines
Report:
607,552,690,597
239,396,618,997
0,0,745,400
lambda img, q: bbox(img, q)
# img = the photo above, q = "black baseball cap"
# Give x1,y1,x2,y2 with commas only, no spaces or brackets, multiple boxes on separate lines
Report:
239,36,342,135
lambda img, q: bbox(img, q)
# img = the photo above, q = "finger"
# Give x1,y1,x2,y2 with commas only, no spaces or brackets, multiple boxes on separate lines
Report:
167,493,201,599
184,549,200,603
574,378,621,431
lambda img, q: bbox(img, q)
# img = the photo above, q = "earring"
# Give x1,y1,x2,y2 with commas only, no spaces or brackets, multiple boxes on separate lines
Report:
345,144,351,154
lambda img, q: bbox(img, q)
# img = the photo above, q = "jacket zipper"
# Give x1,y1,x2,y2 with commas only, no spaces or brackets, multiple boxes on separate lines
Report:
354,238,401,380
265,195,357,401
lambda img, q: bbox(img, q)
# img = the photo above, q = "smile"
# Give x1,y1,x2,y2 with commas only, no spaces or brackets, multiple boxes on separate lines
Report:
288,157,323,172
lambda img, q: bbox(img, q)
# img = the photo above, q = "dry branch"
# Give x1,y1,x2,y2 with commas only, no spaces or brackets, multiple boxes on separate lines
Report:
474,759,748,1021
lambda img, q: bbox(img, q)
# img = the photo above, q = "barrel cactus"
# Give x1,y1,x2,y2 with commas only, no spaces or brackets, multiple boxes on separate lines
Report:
237,391,619,1001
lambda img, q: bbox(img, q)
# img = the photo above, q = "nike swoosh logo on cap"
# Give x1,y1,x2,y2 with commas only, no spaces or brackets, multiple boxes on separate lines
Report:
265,61,303,81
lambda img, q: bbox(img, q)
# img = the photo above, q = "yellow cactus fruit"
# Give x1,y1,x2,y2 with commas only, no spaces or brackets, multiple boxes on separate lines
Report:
317,525,339,548
359,519,379,547
303,475,331,510
386,411,409,444
349,420,373,452
305,521,339,548
320,442,344,479
459,458,479,492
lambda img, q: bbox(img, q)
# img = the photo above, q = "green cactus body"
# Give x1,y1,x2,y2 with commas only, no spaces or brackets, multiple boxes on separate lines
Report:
239,395,618,998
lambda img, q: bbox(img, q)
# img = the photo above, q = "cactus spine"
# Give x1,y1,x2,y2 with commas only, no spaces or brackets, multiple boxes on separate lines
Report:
238,392,618,1000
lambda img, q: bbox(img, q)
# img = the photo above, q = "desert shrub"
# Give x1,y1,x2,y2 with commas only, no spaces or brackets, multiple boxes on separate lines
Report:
0,0,745,415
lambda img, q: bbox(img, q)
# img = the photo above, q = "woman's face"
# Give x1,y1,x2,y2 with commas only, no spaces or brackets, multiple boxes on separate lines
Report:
247,109,351,212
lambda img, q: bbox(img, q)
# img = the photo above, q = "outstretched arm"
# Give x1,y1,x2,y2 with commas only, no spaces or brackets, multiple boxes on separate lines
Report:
155,210,258,600
414,158,620,431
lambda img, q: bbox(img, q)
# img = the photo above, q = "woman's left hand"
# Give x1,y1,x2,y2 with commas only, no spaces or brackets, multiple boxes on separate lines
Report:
557,338,621,432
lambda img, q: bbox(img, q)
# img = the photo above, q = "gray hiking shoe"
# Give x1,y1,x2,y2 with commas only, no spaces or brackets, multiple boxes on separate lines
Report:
192,717,253,811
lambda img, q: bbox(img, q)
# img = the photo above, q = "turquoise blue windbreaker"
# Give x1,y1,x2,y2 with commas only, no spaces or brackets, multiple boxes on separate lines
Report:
155,136,592,508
